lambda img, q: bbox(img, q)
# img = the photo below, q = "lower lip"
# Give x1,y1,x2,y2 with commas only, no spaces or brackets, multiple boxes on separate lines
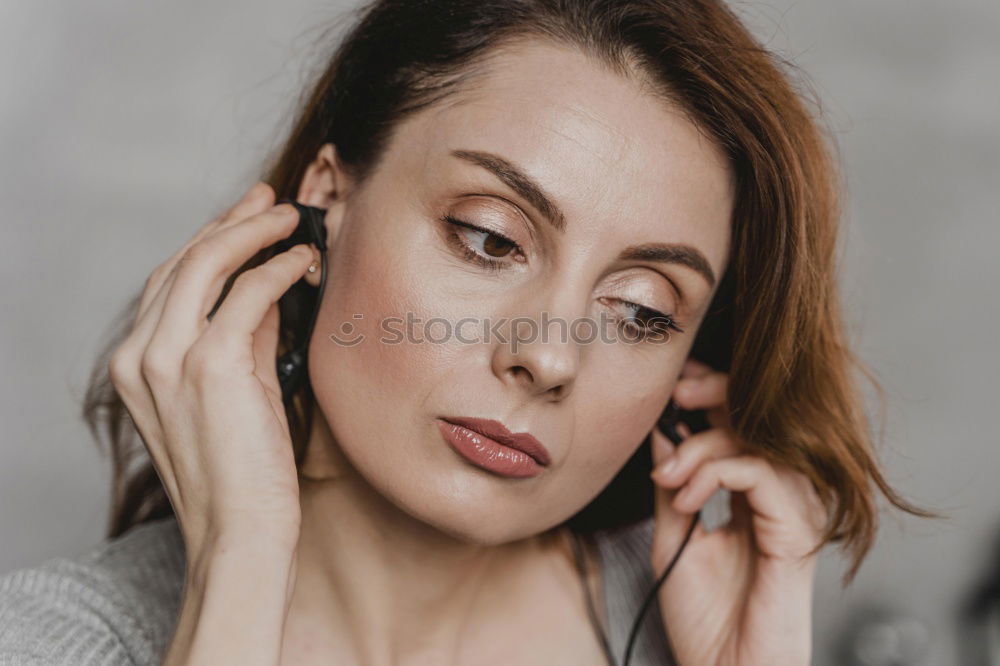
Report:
436,419,545,478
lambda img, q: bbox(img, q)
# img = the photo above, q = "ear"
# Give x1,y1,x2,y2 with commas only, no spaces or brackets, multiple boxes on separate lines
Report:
296,142,351,287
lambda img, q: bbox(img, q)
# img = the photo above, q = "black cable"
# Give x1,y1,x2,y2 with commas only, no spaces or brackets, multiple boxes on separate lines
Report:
620,508,700,666
615,402,701,665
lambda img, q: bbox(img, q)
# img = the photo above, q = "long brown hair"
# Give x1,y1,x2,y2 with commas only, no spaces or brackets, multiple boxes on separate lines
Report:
83,0,941,586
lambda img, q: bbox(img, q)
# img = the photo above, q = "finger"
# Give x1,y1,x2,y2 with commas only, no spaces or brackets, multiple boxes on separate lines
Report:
250,299,291,433
252,300,283,388
784,468,829,535
149,204,302,357
651,419,678,468
213,182,276,229
650,426,705,564
194,244,315,366
136,182,274,319
650,426,745,487
129,200,298,399
126,260,186,386
680,357,713,378
673,369,730,429
130,189,280,353
671,454,784,523
112,185,276,500
673,370,726,410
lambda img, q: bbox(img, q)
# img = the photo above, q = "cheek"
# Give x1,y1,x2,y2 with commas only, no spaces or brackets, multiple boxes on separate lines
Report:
310,228,432,417
573,364,671,472
561,345,686,506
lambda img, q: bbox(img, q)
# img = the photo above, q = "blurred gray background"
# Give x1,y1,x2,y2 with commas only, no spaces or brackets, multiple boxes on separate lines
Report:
2,1,997,664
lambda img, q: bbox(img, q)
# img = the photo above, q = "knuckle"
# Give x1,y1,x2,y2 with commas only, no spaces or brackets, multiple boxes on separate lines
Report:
183,338,235,382
743,453,772,477
721,429,747,456
108,346,137,388
178,242,214,271
688,459,717,485
234,260,282,289
679,427,740,464
698,454,736,482
181,342,210,377
143,268,160,292
144,263,172,294
232,265,266,290
702,427,741,455
182,342,213,379
700,455,726,474
140,347,177,383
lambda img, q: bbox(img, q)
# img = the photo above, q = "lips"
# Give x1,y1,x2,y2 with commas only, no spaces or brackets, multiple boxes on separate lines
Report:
439,416,552,466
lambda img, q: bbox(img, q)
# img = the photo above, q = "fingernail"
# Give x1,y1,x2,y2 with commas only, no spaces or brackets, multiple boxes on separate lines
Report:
653,430,673,456
651,456,677,480
679,379,703,400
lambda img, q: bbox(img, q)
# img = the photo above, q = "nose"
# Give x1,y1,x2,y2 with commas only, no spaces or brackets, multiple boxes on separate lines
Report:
490,310,580,400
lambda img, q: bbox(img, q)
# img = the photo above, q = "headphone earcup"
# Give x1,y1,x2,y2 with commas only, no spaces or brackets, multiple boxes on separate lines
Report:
271,199,330,405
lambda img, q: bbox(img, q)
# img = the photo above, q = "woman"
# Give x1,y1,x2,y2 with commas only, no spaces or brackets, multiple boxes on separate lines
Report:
0,0,939,664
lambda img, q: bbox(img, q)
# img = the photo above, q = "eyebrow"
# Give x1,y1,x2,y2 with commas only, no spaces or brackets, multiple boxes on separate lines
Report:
449,148,717,290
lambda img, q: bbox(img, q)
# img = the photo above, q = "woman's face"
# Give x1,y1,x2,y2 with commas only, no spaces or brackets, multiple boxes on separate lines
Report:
304,39,733,544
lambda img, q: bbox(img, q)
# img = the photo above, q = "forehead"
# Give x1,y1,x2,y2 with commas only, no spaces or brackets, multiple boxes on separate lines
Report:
387,39,734,276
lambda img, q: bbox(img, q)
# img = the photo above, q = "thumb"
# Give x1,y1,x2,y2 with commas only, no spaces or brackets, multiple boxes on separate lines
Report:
649,425,702,572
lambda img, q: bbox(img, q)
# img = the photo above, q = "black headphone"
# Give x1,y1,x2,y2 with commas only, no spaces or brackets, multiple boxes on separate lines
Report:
270,199,329,404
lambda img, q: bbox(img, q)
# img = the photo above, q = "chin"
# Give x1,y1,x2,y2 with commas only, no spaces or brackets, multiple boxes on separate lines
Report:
364,459,562,546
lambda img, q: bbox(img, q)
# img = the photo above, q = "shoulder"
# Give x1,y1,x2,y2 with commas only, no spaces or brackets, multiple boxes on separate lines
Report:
0,516,186,666
592,516,678,666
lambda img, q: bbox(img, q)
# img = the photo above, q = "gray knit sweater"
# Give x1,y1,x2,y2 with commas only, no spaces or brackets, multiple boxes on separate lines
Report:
0,516,676,665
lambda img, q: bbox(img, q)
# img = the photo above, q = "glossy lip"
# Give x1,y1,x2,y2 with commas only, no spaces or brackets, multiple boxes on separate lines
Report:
436,420,541,478
439,416,552,466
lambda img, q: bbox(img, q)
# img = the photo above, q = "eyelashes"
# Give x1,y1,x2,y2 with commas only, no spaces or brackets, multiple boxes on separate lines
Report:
440,214,521,272
439,214,684,340
615,299,685,338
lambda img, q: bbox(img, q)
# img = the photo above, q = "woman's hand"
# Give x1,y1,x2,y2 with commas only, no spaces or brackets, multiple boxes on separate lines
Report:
108,182,316,559
649,358,827,666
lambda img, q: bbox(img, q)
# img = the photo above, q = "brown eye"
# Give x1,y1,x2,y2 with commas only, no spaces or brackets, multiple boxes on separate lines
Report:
482,233,516,258
441,214,525,272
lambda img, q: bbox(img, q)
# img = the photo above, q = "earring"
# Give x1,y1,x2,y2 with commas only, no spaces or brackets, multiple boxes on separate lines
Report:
307,260,318,273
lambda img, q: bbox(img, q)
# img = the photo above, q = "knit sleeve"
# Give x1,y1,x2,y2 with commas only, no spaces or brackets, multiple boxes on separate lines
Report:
0,558,143,666
0,518,187,666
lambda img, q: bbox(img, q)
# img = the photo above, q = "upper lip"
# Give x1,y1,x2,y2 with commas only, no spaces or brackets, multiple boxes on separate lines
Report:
439,416,552,466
